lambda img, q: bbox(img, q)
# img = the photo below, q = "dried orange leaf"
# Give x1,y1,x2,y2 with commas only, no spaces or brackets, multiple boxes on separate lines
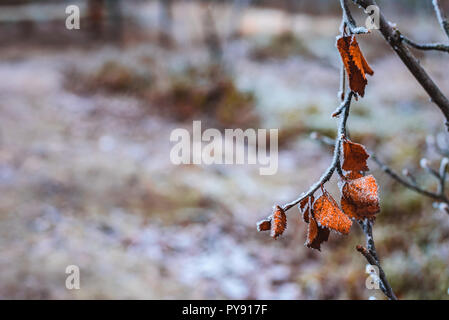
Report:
271,205,287,239
299,195,314,223
337,35,374,97
307,216,318,243
306,216,330,251
342,175,380,218
257,218,271,232
341,197,376,221
313,191,352,235
344,171,364,180
349,37,374,77
342,138,370,173
340,196,360,220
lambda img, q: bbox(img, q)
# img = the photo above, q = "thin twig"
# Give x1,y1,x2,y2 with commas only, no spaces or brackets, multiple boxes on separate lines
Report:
433,0,449,40
401,35,449,53
352,0,449,130
359,219,378,261
332,91,353,117
311,132,449,203
356,243,397,299
372,154,449,202
357,219,397,300
339,0,369,34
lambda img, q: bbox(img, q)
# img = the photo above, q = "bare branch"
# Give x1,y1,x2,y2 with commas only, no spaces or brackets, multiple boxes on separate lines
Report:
371,154,449,202
352,0,449,130
433,0,449,40
339,0,369,34
359,219,378,261
356,243,397,300
401,34,449,53
357,219,397,300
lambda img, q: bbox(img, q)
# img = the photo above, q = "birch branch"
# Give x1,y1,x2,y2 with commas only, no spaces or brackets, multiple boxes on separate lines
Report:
351,0,449,130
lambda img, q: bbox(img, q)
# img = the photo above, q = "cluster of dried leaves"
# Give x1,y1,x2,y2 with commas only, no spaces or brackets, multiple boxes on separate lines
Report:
258,138,380,250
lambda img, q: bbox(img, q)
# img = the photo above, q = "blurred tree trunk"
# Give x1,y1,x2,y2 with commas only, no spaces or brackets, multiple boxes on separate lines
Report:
228,0,250,39
106,0,123,43
88,0,105,39
159,0,173,46
201,1,223,64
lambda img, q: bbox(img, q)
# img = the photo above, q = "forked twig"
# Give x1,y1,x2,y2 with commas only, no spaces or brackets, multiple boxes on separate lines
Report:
400,35,449,53
352,0,449,129
398,2,449,54
357,218,397,300
356,244,397,300
312,132,449,210
372,155,449,204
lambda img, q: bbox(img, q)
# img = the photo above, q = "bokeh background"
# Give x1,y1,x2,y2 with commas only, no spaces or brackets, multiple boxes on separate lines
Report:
0,0,449,299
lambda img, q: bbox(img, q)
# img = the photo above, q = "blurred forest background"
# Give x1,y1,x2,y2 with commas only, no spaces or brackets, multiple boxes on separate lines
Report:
0,0,448,299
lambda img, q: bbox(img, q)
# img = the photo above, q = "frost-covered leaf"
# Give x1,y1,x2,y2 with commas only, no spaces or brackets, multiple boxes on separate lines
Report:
257,218,271,232
341,175,380,220
341,196,376,221
342,138,370,173
337,35,374,97
271,205,287,239
344,171,364,180
313,190,352,235
306,216,330,251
